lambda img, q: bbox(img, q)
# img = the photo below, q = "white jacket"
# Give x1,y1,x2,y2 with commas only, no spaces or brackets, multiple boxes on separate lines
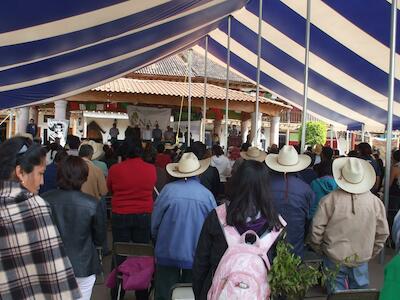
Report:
210,155,231,182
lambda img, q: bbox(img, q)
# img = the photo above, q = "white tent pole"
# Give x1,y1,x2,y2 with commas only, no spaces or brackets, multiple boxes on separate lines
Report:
225,15,231,152
346,130,350,154
203,36,208,143
330,125,334,148
187,48,193,147
300,0,311,153
381,0,397,265
255,0,263,149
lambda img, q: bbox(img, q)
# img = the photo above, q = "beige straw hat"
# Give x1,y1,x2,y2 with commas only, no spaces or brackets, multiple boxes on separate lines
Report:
332,157,375,194
240,147,267,162
166,152,210,178
265,145,311,173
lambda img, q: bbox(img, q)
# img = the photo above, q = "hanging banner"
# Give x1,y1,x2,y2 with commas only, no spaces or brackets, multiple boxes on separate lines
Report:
127,105,171,132
172,120,202,142
47,119,69,146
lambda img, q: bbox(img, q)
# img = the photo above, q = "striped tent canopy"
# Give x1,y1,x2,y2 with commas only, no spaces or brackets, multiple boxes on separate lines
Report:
0,0,399,131
197,0,400,132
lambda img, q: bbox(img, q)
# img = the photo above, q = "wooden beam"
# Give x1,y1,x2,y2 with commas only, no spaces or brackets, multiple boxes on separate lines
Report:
67,91,284,116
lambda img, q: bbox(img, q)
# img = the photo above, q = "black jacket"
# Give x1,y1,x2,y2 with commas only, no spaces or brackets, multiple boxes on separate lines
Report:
42,189,105,277
199,166,220,198
192,210,281,300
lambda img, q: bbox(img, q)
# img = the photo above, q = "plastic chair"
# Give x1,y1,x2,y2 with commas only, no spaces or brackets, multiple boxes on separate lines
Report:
170,283,195,300
112,242,154,300
327,289,379,300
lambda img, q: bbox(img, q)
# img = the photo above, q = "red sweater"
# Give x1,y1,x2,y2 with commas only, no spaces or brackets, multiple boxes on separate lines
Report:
107,158,156,214
155,153,172,169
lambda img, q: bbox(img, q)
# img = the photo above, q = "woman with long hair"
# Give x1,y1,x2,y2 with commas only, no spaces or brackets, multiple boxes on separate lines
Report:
192,160,285,300
42,156,105,300
0,137,80,299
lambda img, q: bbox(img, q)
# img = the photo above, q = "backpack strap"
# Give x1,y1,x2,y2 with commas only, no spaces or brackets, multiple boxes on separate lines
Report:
259,215,287,251
215,204,241,247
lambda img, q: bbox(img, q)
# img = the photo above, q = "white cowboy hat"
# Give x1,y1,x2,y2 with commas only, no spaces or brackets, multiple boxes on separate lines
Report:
166,152,210,178
332,157,375,194
265,145,311,173
240,147,267,162
80,140,104,160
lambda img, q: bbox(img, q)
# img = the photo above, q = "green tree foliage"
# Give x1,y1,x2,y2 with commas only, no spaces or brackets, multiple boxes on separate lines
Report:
298,121,327,146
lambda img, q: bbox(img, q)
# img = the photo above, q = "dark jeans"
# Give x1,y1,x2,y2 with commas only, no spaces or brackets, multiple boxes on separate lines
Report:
111,213,151,300
154,265,192,300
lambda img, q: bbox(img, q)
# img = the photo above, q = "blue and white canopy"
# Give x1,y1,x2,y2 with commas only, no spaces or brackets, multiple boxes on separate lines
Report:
0,0,399,131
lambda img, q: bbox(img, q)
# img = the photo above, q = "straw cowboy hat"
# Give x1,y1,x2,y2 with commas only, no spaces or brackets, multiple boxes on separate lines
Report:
332,157,375,194
240,147,267,162
265,145,311,173
166,152,210,178
80,140,104,160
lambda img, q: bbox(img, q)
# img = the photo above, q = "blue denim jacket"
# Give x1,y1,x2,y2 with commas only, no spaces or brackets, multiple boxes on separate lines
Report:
151,178,216,269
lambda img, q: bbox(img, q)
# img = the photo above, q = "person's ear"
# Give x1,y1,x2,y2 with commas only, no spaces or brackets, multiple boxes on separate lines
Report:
15,165,26,184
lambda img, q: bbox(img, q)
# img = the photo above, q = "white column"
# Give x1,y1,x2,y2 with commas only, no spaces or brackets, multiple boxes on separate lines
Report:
361,123,365,142
241,119,251,144
270,116,280,146
8,110,14,138
83,117,88,138
330,125,334,148
251,112,262,147
54,100,67,120
29,106,38,123
286,110,291,145
17,107,29,134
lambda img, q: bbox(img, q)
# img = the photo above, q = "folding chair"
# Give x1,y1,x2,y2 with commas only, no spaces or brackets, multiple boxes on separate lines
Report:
170,283,195,300
327,289,379,300
112,242,154,300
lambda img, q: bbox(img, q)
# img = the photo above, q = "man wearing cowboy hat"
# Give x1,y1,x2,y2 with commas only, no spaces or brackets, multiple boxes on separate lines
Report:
265,145,316,258
310,157,389,292
151,152,216,300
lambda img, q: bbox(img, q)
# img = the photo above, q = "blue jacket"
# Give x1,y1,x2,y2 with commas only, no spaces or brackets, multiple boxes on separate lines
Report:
151,178,216,269
269,172,315,258
310,176,338,217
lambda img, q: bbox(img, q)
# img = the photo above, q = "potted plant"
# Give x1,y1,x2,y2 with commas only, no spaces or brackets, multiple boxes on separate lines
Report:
269,241,335,300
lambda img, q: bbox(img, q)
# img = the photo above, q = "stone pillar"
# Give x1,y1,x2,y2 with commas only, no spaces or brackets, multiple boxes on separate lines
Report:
251,112,262,147
16,107,29,134
54,100,67,120
270,116,280,146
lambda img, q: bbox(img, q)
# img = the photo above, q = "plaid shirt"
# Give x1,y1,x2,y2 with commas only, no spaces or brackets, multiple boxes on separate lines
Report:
0,181,81,299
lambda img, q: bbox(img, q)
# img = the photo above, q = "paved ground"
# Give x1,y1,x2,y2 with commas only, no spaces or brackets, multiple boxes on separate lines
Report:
91,230,394,300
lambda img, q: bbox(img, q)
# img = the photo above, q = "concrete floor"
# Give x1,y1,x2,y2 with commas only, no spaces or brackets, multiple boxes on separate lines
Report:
91,230,394,300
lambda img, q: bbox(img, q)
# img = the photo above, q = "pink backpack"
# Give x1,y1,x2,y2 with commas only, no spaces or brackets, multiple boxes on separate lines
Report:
207,204,286,300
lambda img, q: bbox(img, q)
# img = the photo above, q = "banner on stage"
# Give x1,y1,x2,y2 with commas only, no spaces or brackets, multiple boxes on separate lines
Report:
127,105,171,132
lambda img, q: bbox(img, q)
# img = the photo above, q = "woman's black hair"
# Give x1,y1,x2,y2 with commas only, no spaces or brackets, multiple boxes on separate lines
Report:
122,137,143,160
0,137,46,182
57,156,88,190
226,160,282,231
212,145,224,157
393,150,400,163
315,160,333,177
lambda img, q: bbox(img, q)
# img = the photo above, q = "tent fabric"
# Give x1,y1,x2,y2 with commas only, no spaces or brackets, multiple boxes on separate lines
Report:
197,0,400,131
0,0,247,109
0,0,399,131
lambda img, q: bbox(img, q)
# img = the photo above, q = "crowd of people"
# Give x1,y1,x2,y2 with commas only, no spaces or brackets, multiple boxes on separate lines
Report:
0,128,399,299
